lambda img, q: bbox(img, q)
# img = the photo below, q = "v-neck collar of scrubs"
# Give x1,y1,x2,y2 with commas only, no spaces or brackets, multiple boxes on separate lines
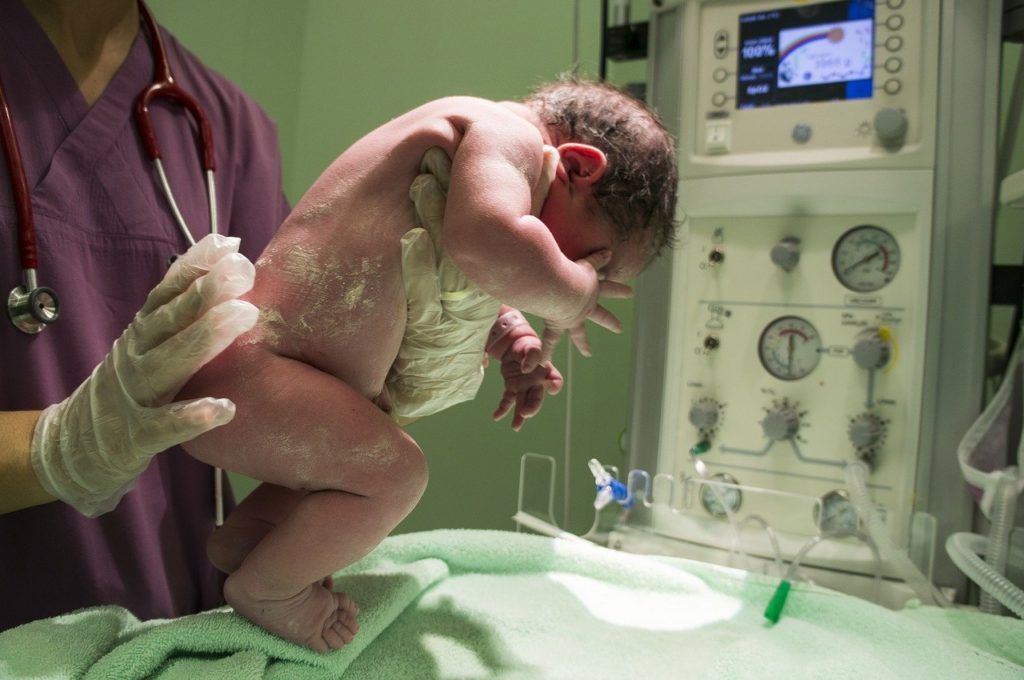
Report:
0,1,152,194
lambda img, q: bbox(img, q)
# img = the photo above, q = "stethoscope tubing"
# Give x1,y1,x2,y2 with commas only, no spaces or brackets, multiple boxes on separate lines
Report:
1,1,227,524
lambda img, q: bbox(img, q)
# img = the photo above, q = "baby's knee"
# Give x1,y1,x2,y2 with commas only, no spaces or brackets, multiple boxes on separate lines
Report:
381,432,429,507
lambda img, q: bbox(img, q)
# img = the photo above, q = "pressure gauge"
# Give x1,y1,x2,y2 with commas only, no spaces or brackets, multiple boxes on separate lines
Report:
814,489,860,533
758,316,823,380
832,225,901,292
700,473,742,518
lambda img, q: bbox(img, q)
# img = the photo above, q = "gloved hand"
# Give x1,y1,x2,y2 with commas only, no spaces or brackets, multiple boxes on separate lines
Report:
486,307,563,430
30,234,259,517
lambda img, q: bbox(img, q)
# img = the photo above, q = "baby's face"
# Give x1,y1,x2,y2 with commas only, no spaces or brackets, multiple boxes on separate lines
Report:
540,181,648,284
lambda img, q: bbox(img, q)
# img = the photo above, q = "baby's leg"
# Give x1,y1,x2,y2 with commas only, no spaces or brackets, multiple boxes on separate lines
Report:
183,347,427,653
208,483,306,575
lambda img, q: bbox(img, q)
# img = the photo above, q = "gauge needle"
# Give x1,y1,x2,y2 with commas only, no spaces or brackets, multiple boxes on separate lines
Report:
844,248,880,275
788,334,795,374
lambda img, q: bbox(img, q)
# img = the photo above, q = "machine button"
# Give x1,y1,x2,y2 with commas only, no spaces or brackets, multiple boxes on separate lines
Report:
873,107,908,148
714,29,729,58
713,68,728,83
852,328,893,370
885,36,903,52
848,412,886,449
762,404,800,441
770,237,801,272
887,0,905,9
711,91,728,107
792,123,812,144
884,57,902,73
883,78,902,95
689,399,722,430
705,121,731,154
886,14,904,31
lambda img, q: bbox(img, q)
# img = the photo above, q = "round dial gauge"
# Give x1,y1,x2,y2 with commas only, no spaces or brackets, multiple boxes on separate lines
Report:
700,473,742,518
814,490,860,533
832,225,901,292
758,316,823,380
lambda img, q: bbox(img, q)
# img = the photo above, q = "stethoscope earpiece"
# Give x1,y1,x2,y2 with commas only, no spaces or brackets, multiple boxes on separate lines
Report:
7,284,60,334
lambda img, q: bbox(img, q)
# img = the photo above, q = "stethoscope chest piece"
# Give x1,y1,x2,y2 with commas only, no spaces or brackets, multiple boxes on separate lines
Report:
7,283,59,334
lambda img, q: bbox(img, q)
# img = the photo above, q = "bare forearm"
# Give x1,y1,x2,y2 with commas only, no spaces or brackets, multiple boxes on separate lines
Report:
449,214,590,323
0,411,55,514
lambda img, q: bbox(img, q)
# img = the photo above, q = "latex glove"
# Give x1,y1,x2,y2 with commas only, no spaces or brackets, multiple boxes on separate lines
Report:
30,234,259,517
487,308,564,430
538,251,635,363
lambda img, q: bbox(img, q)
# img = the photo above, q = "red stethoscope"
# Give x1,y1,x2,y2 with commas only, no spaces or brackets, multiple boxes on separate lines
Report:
1,1,228,525
1,0,218,335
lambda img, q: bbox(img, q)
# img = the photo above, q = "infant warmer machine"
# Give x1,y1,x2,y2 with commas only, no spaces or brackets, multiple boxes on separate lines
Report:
613,0,1002,605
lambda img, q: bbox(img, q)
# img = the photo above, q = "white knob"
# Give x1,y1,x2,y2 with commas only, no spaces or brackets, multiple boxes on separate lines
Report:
770,237,801,272
874,107,908,149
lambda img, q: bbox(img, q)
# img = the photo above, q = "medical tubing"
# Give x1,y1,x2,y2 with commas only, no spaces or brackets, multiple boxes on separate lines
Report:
738,515,785,578
844,461,952,608
946,532,1024,618
765,530,882,623
980,471,1019,614
690,443,754,571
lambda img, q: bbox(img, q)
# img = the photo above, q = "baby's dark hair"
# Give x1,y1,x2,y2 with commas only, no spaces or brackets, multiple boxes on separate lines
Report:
524,77,679,258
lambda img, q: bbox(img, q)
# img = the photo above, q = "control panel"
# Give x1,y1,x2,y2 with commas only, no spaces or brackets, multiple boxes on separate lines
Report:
626,0,999,590
688,0,934,170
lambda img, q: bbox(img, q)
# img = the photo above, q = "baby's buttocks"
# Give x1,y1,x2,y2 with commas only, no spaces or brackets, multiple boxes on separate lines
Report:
242,228,407,398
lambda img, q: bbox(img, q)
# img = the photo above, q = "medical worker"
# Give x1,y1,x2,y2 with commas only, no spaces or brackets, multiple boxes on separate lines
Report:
0,0,289,631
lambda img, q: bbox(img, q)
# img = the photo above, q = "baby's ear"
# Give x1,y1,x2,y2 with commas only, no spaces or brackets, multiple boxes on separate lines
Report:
558,144,607,185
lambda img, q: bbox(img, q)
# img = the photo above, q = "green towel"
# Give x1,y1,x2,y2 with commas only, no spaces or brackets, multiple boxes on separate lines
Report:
0,529,1021,679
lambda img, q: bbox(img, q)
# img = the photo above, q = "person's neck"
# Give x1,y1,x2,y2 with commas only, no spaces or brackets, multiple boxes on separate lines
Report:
21,0,140,107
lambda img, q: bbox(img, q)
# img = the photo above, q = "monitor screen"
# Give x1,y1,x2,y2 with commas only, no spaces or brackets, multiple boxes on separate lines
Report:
736,0,875,109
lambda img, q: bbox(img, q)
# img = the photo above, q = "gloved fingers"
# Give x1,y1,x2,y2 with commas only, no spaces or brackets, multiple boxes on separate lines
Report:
136,299,258,402
133,397,237,455
568,323,592,358
140,234,242,316
135,253,256,354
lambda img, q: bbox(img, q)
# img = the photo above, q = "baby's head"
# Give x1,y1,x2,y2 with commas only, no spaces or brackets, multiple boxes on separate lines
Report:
524,77,679,261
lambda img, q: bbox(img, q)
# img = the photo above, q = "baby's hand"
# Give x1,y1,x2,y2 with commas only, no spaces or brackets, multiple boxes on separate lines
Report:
540,251,634,362
487,308,563,430
493,359,564,431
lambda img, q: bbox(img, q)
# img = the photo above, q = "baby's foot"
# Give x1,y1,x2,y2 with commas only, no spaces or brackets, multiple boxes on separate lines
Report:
224,574,360,652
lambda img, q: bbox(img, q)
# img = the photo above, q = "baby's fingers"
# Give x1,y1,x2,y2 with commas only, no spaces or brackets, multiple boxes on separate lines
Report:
597,280,634,299
568,324,592,357
540,325,563,365
493,389,516,422
587,305,622,334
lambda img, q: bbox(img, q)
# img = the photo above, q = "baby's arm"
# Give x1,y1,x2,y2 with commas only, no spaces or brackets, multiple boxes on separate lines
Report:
442,112,607,333
486,305,563,431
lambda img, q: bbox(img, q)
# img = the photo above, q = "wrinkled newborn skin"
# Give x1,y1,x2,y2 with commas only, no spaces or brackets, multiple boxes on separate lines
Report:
178,96,555,653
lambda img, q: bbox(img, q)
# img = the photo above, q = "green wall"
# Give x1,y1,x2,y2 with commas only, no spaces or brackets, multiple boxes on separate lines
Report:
150,0,648,536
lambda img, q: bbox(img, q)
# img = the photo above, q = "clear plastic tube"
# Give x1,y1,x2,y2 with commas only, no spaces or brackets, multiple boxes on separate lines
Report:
844,461,952,607
981,470,1019,614
947,532,1024,618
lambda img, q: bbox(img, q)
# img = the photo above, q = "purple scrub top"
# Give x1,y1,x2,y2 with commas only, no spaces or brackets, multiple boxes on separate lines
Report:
0,2,289,630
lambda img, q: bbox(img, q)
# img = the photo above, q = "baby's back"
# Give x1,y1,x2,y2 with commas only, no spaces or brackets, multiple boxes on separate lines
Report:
240,97,533,403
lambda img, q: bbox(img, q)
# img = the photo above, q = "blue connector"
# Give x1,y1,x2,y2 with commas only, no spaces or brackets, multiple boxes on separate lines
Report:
589,458,633,509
